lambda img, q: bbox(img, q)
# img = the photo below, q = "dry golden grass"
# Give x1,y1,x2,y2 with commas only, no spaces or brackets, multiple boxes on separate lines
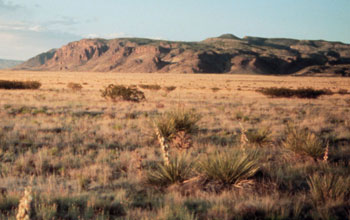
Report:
0,70,349,219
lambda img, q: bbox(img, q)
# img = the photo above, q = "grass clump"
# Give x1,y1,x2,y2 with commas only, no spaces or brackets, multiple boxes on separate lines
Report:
67,82,83,91
147,155,194,187
139,84,161,91
0,80,41,90
257,87,332,99
308,173,350,205
282,124,325,160
197,150,259,187
101,84,145,102
246,127,272,147
164,86,176,92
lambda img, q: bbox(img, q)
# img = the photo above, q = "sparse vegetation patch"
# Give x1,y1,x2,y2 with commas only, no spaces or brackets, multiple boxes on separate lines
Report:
101,84,145,102
139,84,161,91
67,82,82,91
257,87,332,99
0,80,41,89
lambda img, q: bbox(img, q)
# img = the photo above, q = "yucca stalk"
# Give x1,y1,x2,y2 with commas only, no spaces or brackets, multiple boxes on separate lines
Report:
155,126,170,165
16,187,35,220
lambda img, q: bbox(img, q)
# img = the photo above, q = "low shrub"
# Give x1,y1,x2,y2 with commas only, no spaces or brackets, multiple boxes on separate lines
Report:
211,87,220,92
257,87,332,99
337,89,348,95
67,82,82,91
0,80,41,90
101,84,145,102
197,150,259,187
147,155,194,187
164,86,177,92
139,84,161,91
282,124,325,160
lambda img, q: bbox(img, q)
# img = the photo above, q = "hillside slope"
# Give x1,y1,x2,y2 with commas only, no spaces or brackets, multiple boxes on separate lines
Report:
0,59,23,69
14,34,350,76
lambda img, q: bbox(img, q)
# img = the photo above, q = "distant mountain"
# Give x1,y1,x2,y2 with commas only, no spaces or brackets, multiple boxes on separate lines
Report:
13,34,350,76
0,59,23,69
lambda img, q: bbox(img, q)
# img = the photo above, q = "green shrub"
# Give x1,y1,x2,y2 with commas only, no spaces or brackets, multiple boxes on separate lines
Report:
257,87,332,99
139,84,161,90
154,109,201,142
0,80,41,89
307,173,350,205
147,155,194,187
282,125,325,160
197,150,259,187
246,127,272,147
101,84,145,102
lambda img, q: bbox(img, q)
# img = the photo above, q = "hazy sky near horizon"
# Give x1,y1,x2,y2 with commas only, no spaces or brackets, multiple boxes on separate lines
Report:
0,0,349,60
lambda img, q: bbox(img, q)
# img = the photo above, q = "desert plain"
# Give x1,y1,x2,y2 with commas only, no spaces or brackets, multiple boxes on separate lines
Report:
0,70,350,219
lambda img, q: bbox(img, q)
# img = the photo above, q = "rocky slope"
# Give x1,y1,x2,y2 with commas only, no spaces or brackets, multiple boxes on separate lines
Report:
0,59,23,69
14,34,350,76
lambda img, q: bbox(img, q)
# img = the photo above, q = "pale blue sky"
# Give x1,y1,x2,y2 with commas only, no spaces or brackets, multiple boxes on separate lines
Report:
1,0,349,60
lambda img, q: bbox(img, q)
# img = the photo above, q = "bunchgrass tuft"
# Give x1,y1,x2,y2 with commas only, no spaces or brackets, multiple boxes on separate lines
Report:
283,124,325,160
246,127,272,147
197,150,259,187
307,173,350,205
0,80,41,90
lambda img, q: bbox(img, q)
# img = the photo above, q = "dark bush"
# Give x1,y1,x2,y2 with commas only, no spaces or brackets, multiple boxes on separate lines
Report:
0,80,41,90
257,87,332,99
101,84,145,102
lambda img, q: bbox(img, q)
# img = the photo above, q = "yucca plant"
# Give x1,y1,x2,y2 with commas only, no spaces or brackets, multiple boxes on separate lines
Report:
197,150,259,187
154,109,200,139
154,109,201,147
147,155,194,187
283,124,325,160
307,173,350,205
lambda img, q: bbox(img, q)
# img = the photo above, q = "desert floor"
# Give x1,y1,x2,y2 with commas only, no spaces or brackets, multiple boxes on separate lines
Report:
0,71,349,219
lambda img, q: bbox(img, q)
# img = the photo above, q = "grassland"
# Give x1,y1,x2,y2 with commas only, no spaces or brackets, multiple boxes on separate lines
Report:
0,70,349,219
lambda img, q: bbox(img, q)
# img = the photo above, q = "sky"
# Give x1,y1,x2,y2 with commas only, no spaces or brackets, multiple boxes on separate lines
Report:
1,0,349,60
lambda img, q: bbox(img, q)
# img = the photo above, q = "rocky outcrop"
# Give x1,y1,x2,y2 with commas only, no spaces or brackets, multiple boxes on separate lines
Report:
14,35,350,76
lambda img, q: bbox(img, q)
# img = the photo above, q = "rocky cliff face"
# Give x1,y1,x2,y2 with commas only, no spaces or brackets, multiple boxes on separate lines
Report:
14,34,350,76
